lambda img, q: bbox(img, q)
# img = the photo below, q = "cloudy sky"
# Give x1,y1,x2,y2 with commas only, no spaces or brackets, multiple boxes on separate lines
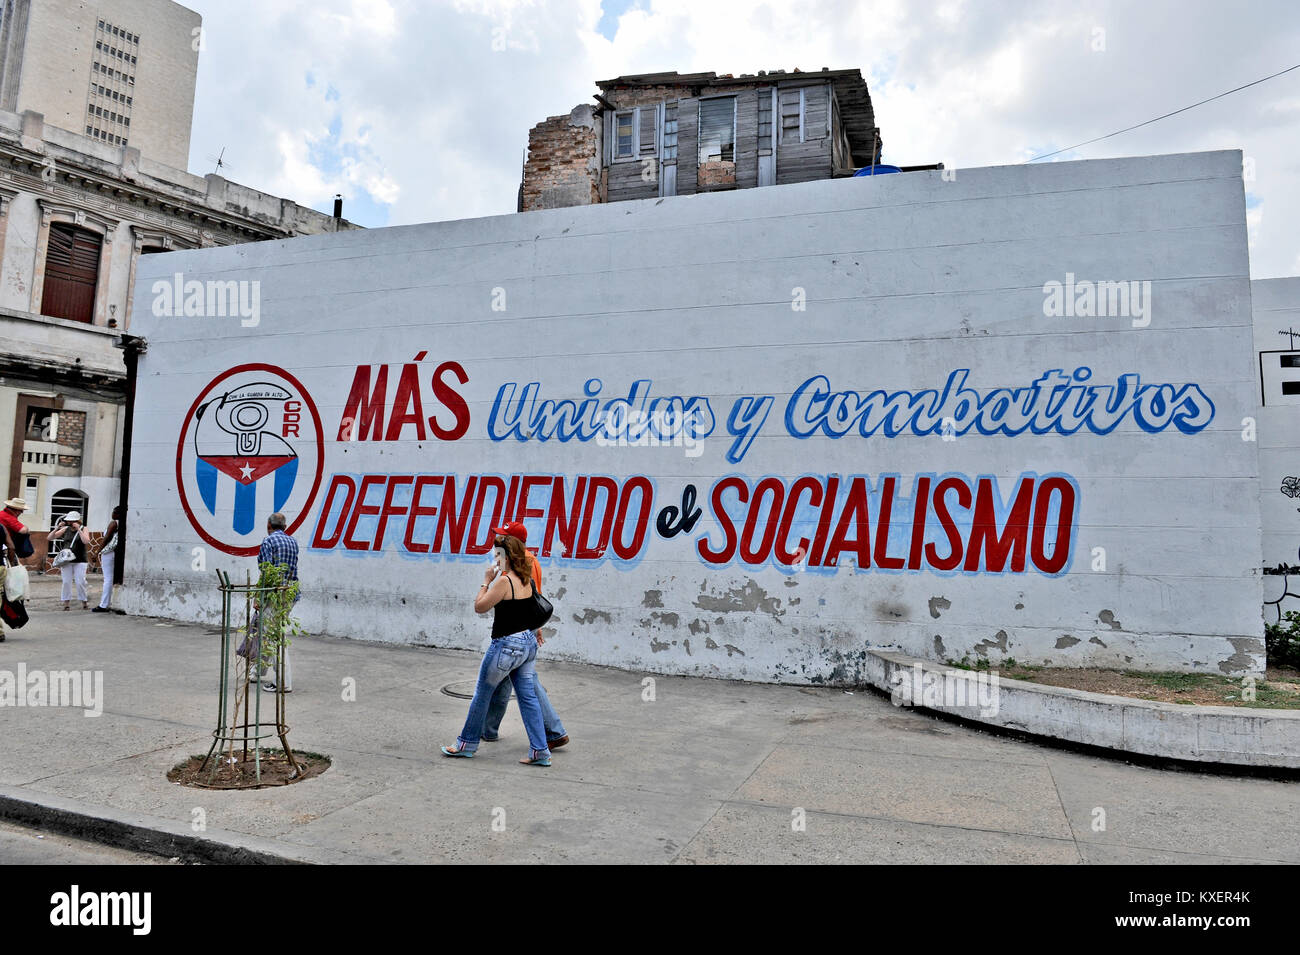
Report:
181,0,1300,277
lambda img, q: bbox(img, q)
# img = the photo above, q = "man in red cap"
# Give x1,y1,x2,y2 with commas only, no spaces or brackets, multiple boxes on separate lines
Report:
482,520,569,748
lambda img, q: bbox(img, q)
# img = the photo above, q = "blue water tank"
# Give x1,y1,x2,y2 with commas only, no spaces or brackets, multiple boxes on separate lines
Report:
852,164,903,177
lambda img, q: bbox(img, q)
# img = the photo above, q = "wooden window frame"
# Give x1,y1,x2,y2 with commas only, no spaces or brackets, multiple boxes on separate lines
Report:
778,87,805,146
696,93,737,166
29,201,118,326
613,109,637,161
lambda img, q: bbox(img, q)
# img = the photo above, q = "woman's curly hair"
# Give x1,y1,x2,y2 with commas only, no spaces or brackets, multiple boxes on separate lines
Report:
496,534,533,586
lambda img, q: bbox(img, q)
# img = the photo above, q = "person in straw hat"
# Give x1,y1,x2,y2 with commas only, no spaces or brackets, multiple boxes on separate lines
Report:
0,496,27,544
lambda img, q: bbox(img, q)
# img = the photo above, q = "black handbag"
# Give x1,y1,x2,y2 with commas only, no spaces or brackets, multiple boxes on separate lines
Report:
0,593,28,629
529,589,554,631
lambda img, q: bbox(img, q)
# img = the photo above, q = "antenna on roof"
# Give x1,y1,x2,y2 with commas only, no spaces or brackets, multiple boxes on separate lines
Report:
207,147,228,174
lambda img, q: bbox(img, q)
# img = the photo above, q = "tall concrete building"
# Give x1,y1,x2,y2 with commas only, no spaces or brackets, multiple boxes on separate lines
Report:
0,0,200,170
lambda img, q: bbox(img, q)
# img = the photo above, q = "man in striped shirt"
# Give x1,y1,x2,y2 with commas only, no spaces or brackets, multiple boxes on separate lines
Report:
256,512,299,692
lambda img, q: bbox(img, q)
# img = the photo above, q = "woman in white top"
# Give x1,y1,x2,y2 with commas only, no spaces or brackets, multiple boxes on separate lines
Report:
93,506,122,613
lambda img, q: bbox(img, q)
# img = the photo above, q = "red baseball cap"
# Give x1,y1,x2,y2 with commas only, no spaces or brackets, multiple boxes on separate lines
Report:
493,521,528,544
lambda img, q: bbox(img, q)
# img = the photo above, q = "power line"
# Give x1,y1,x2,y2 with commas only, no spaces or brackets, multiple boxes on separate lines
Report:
1024,61,1300,163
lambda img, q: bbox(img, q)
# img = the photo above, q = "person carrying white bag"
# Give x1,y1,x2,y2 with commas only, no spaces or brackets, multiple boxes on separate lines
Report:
0,522,29,638
51,511,92,610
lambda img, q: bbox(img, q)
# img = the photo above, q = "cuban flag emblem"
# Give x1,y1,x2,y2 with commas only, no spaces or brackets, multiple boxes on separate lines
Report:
177,365,324,557
193,383,299,535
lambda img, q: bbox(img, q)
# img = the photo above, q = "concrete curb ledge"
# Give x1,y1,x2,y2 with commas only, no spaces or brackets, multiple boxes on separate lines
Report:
865,651,1300,772
0,787,363,865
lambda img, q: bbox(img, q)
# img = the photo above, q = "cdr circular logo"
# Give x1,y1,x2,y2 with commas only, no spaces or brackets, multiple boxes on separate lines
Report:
176,364,325,556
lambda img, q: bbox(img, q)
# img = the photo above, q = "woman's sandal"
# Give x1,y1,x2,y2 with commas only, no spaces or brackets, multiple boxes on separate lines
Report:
441,742,474,758
519,752,551,767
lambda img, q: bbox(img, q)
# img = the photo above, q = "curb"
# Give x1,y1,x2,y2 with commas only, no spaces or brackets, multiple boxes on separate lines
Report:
0,787,346,865
865,650,1300,777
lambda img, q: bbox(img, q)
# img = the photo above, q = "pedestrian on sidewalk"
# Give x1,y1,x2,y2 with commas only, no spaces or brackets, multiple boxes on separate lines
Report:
255,512,300,692
92,506,122,614
0,519,24,641
1,497,28,543
0,497,32,567
481,521,568,750
442,533,552,766
52,511,91,611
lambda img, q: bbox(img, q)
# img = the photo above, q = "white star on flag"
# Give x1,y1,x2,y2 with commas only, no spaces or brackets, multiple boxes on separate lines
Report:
239,462,254,480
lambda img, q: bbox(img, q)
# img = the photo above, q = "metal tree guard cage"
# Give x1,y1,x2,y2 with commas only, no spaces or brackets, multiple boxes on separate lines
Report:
200,569,301,785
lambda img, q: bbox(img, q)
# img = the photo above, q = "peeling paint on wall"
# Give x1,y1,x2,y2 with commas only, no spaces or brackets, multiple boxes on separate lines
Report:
695,580,786,619
973,629,1009,655
1219,637,1265,673
928,596,951,619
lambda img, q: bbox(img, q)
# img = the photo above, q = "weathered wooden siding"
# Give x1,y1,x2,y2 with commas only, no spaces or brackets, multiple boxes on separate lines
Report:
776,82,832,185
733,89,759,190
830,88,852,173
676,96,698,195
608,159,656,202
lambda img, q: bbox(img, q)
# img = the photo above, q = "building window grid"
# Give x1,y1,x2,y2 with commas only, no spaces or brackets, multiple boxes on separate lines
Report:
86,19,139,149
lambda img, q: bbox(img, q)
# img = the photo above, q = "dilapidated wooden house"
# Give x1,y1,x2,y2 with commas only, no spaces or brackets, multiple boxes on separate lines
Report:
519,68,885,211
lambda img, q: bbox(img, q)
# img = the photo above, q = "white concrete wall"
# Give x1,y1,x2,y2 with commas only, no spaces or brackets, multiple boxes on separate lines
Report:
1254,277,1300,566
1253,276,1300,628
121,150,1264,681
0,192,41,312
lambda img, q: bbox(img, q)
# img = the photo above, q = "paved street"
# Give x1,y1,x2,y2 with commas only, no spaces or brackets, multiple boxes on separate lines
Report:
1,577,1295,864
0,818,174,864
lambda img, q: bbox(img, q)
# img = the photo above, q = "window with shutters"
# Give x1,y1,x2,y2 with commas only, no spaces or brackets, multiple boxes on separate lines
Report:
41,223,101,324
779,88,805,144
615,110,635,159
697,96,736,165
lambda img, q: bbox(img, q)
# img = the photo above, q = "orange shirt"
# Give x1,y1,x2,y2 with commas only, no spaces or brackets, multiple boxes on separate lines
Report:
528,552,542,590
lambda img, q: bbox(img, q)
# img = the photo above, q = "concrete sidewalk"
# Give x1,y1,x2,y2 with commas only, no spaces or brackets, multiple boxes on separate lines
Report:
1,577,1295,864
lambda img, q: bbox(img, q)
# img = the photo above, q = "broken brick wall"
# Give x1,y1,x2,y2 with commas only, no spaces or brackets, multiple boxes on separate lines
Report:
519,105,602,212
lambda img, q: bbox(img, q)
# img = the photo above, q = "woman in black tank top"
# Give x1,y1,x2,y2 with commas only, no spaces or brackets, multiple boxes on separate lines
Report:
441,534,553,766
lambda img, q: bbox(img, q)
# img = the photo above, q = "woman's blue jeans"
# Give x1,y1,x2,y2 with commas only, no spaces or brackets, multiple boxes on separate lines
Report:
456,631,551,757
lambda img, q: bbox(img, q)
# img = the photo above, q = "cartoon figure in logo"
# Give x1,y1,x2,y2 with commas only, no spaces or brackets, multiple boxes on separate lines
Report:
193,383,299,535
